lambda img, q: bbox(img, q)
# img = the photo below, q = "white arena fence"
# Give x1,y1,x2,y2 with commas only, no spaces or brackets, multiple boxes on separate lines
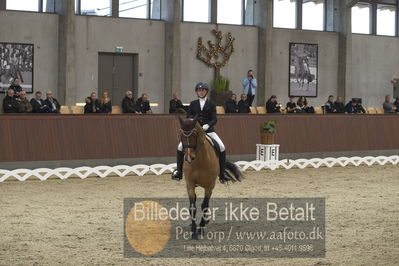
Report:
0,155,398,182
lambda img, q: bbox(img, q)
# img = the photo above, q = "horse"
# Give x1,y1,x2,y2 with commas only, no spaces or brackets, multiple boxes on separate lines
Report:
177,115,243,240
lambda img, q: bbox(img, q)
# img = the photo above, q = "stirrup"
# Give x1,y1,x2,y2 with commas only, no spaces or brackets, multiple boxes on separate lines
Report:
219,172,232,184
171,170,182,181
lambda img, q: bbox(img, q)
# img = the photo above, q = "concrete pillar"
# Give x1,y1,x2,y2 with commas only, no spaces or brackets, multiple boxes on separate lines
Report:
55,0,76,105
210,0,217,24
162,0,181,113
254,0,272,106
335,0,352,101
244,0,254,25
151,0,161,19
111,0,119,17
0,0,6,10
45,0,55,12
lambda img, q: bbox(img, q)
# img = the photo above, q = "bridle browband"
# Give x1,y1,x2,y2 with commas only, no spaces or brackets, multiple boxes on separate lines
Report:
180,128,198,150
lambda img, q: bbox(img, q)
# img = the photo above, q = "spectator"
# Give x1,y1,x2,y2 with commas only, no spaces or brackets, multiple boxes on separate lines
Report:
242,70,257,106
136,93,152,114
286,96,300,113
334,96,346,113
225,94,238,113
265,95,281,114
121,91,138,114
84,92,100,114
30,91,50,113
9,77,22,99
44,91,61,113
323,95,336,113
169,92,184,114
297,96,315,113
237,94,251,113
2,89,19,113
18,91,32,113
99,92,112,114
345,98,365,114
393,97,399,112
382,95,397,114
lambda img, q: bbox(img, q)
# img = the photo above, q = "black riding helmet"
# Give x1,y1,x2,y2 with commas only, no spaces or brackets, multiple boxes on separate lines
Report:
195,82,209,92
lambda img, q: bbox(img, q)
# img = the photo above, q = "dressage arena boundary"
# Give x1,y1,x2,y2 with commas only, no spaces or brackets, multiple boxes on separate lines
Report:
0,155,398,182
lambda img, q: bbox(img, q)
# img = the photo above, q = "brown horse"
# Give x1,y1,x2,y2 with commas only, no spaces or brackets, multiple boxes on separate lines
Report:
178,116,243,239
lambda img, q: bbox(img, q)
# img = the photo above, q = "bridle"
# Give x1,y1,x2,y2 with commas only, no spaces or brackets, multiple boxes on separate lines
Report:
180,128,198,150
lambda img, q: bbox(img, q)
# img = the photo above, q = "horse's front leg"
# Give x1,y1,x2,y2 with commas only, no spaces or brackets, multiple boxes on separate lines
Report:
198,188,213,237
187,185,198,240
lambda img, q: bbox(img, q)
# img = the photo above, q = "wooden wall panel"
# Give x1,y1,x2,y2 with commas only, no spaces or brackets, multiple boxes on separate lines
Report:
0,114,398,162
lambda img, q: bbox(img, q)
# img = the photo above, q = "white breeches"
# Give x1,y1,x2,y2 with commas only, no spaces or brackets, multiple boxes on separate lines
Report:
178,132,225,152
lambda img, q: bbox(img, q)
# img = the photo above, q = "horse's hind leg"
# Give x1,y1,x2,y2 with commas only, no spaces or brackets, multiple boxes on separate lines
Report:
187,185,198,240
198,188,213,237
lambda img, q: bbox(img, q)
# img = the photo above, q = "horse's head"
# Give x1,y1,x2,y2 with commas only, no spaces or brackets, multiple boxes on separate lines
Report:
178,115,201,164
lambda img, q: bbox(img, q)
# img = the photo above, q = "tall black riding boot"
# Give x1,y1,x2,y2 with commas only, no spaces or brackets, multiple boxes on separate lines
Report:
218,151,231,184
171,150,184,181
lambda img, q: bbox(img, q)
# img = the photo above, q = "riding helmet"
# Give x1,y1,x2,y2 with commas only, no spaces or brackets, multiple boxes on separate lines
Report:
195,82,209,92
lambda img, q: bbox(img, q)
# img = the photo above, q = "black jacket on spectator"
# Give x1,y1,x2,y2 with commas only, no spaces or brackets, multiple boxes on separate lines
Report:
394,101,399,112
323,101,336,113
286,102,297,113
266,101,281,113
121,97,137,113
238,100,251,113
2,95,19,113
9,84,22,98
99,101,112,114
169,99,184,113
30,98,50,113
345,101,366,114
334,101,346,113
187,99,217,133
136,97,151,113
44,98,61,113
225,99,238,113
84,98,101,114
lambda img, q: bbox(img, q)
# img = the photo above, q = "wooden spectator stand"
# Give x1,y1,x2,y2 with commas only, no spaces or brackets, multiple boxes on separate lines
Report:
0,113,399,163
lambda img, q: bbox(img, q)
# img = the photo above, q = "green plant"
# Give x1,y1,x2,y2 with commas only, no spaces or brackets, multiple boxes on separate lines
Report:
213,75,230,91
260,120,277,133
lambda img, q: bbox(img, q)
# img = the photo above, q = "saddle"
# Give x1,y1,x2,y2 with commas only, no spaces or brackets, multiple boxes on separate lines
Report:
205,135,221,158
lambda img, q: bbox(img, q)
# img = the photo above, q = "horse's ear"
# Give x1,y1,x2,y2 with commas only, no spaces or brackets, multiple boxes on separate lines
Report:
178,115,184,127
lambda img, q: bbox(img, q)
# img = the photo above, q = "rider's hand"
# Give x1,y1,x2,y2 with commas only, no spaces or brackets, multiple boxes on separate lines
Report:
202,124,210,131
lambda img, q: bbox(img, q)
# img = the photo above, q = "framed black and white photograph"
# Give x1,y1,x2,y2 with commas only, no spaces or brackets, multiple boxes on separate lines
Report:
0,43,34,93
289,43,318,97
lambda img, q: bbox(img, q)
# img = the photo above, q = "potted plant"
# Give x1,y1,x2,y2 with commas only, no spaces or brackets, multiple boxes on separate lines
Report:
260,120,277,144
210,75,232,106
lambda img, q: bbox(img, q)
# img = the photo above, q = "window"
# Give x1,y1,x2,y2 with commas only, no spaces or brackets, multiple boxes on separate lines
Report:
150,0,161,20
217,0,243,25
6,0,40,12
273,0,296,29
302,0,324,31
244,0,254,25
119,0,148,19
43,0,55,13
80,0,111,16
377,4,396,36
351,3,370,34
183,0,210,23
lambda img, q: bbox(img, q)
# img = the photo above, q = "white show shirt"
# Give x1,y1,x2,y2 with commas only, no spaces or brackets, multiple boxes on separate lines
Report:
199,97,207,111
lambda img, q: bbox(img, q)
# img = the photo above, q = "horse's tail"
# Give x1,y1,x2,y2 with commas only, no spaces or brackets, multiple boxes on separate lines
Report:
224,161,244,183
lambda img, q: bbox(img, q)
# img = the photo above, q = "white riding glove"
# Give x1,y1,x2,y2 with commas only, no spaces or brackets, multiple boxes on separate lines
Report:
202,124,210,131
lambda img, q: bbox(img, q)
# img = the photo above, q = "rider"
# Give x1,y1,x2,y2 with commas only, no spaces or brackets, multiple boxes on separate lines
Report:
171,82,230,183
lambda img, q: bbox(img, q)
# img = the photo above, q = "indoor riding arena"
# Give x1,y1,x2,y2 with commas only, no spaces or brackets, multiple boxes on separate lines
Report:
0,1,398,266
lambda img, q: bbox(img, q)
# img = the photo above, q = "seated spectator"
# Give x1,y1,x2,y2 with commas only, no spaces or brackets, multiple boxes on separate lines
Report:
9,77,22,99
265,95,281,113
30,91,51,113
99,91,112,114
393,97,399,112
18,91,32,113
169,92,184,114
297,96,315,113
44,91,61,113
286,97,300,113
382,95,397,114
136,93,152,114
84,92,100,114
334,96,345,113
2,89,19,113
121,91,139,114
345,98,365,114
237,94,251,113
225,94,238,113
323,95,336,113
